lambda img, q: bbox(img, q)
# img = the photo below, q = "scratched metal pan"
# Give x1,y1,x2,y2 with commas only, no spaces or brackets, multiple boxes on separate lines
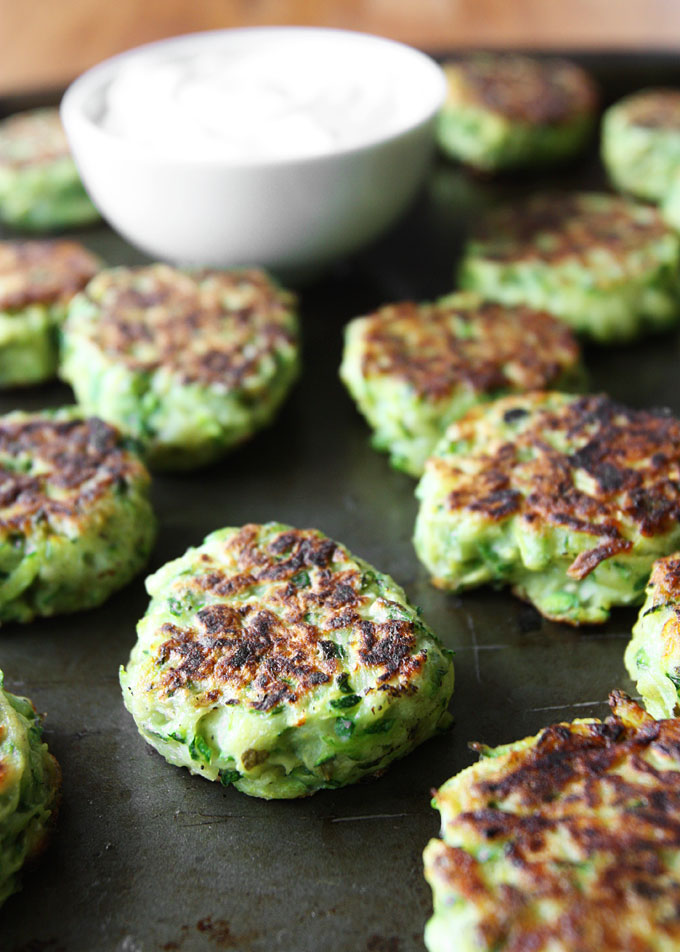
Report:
2,53,680,952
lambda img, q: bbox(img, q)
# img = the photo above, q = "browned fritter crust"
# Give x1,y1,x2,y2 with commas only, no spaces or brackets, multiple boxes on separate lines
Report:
0,415,149,535
471,193,669,265
357,300,580,401
437,394,680,579
0,241,100,311
430,693,680,952
451,54,597,124
621,89,680,130
643,553,680,609
0,109,71,170
79,265,297,387
149,524,426,712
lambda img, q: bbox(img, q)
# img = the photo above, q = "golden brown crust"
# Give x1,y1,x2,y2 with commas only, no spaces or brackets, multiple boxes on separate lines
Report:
0,415,148,535
79,265,297,387
472,193,669,265
621,89,680,130
150,525,426,712
357,300,579,400
431,694,680,951
0,109,71,170
447,54,597,125
439,394,680,578
0,241,100,312
644,554,680,607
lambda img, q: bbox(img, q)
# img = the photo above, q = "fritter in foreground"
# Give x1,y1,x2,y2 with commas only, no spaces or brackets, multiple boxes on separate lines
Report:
459,192,680,342
0,671,60,906
340,292,583,476
414,392,680,624
424,692,680,952
121,522,454,799
437,53,598,172
60,265,300,470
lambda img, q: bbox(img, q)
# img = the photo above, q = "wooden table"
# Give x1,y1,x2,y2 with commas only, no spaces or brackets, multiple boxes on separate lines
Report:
1,0,678,96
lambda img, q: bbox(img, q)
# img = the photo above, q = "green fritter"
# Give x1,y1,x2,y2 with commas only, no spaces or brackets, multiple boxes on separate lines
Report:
120,522,454,800
602,89,680,203
424,692,680,952
0,671,60,907
0,240,100,388
0,107,99,231
459,192,680,343
60,265,300,471
660,168,680,233
0,409,154,624
437,53,598,172
339,292,584,477
625,553,680,719
414,392,680,625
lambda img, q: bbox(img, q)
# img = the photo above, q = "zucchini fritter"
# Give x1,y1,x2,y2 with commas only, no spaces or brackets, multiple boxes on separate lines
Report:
0,671,60,907
0,240,100,387
414,392,680,624
121,522,454,799
602,89,680,202
424,692,680,952
0,409,154,623
459,192,680,342
340,292,583,476
0,108,99,231
60,265,300,470
437,54,597,172
625,553,680,719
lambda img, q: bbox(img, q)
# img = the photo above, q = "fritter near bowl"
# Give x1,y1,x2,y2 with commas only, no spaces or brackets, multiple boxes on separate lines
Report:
0,240,100,388
423,692,680,952
625,553,680,719
437,53,598,172
0,107,99,230
602,88,680,202
459,192,680,343
0,670,60,907
340,291,584,477
60,265,300,471
414,392,680,625
0,409,155,624
120,522,454,799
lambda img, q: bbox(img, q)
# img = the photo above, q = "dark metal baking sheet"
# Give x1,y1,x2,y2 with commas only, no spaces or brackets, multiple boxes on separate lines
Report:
3,53,680,952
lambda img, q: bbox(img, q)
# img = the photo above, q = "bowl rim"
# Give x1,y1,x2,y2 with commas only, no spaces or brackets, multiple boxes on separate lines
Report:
61,25,446,171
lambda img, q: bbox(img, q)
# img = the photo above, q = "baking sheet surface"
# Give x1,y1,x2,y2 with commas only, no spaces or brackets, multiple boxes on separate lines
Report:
2,54,680,952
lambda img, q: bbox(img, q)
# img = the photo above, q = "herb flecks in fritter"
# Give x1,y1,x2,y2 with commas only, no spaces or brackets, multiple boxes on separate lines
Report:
414,392,680,624
460,192,680,342
0,409,154,623
424,692,680,952
0,240,100,388
0,671,60,906
437,54,597,172
626,553,680,719
60,265,300,470
121,523,454,799
0,108,99,230
340,292,583,476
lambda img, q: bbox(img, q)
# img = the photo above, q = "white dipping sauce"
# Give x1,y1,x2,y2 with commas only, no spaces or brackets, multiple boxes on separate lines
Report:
100,35,428,161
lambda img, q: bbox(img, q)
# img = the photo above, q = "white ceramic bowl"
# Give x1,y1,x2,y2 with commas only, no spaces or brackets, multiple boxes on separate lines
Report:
61,27,446,273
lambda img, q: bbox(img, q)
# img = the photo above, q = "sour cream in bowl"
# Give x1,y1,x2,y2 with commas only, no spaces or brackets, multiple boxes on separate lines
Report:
61,28,446,273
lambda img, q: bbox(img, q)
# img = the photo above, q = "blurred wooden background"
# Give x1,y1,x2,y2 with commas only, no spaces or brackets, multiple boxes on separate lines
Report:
2,0,679,95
